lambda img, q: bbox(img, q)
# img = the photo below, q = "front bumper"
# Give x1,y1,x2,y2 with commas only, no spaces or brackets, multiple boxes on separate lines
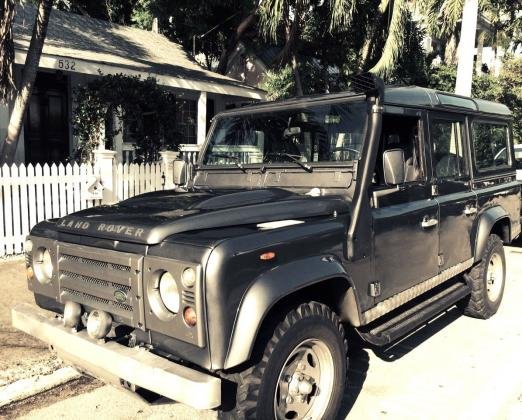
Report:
11,303,221,409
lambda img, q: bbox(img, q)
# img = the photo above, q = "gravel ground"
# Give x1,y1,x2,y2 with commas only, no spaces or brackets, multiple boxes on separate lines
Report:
0,257,64,387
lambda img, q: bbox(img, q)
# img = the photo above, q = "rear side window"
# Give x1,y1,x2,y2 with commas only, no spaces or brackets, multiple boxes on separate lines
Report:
472,122,510,172
431,120,468,179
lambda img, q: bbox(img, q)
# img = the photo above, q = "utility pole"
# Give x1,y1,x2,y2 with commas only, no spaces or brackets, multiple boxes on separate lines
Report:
455,0,478,96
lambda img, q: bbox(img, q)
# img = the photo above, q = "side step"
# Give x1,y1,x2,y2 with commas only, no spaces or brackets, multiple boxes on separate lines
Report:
357,282,470,346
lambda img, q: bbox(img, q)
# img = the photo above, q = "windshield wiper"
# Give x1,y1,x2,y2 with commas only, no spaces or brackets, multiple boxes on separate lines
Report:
208,153,247,173
263,153,313,173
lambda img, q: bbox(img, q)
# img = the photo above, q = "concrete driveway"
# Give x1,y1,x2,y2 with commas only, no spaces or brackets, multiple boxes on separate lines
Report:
1,246,521,419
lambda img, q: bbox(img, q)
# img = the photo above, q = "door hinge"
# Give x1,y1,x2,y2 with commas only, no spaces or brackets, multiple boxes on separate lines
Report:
369,282,381,297
438,254,444,267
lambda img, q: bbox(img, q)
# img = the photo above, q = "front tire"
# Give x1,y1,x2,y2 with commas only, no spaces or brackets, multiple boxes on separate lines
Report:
459,234,506,319
219,301,348,420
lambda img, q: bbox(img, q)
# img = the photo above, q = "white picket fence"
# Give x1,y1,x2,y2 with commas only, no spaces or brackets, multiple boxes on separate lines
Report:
0,162,166,257
0,144,204,257
0,163,99,256
114,162,164,201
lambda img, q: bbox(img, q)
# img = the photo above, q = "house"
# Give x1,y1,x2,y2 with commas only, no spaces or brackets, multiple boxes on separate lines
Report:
0,5,265,164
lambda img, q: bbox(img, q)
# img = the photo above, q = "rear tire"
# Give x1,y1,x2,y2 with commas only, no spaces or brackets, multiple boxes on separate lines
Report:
459,234,506,319
218,301,348,420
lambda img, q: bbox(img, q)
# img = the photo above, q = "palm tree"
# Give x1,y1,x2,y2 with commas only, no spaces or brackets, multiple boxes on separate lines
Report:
367,0,408,76
0,0,15,104
455,0,479,95
0,0,53,165
258,0,356,95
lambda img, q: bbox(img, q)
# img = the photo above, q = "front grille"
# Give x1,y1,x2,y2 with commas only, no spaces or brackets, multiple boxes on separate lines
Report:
62,270,111,288
182,290,196,305
57,243,144,328
61,254,131,272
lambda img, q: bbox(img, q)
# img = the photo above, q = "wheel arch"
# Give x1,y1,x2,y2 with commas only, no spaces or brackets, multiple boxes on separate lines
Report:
223,256,359,370
473,206,511,263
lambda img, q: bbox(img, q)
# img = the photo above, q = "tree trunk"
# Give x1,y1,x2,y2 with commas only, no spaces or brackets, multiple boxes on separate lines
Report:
475,32,484,75
292,54,303,96
455,0,478,96
0,0,53,164
360,12,385,72
216,12,257,75
1,0,15,103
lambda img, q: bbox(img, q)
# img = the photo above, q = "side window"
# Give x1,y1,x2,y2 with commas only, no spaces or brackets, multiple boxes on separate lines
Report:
373,114,424,186
431,120,468,179
472,122,510,172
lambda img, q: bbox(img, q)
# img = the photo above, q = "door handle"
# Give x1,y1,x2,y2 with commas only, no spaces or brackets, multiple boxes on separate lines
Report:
421,216,438,229
463,205,478,216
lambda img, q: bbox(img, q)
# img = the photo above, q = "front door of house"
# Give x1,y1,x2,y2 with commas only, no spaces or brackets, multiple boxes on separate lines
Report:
25,72,69,164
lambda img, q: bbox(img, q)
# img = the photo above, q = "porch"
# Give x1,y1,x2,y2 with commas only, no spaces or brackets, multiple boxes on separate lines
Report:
0,4,264,165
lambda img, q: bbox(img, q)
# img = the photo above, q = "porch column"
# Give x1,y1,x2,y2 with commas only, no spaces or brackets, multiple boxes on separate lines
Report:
160,150,180,190
197,91,207,146
93,149,116,204
113,107,124,163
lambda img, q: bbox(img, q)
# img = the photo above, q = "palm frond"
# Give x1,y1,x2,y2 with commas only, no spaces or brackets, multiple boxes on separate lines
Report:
370,0,408,76
329,0,357,31
440,0,464,34
258,0,286,40
378,0,390,14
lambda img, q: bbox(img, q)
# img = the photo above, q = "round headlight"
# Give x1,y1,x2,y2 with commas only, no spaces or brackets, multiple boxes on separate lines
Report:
34,248,53,284
181,267,196,288
159,272,180,314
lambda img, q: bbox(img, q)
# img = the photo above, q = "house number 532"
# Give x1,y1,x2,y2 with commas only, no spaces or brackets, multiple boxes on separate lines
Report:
57,58,76,71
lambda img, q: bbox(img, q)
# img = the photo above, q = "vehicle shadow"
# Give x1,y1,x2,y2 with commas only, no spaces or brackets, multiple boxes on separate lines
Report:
510,235,522,248
336,306,463,419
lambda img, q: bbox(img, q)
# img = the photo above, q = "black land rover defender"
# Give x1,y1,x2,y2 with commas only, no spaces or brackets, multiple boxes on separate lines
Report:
13,74,521,419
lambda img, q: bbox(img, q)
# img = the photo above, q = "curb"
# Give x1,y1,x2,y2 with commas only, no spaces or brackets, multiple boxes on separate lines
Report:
0,367,82,408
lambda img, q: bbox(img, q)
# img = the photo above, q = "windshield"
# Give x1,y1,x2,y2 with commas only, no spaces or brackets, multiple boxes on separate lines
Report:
202,100,367,167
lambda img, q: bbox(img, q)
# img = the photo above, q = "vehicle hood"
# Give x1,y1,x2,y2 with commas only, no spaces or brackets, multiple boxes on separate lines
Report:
54,188,350,245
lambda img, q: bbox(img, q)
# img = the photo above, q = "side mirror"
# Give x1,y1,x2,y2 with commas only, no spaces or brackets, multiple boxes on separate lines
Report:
383,149,405,186
173,159,188,186
515,159,522,170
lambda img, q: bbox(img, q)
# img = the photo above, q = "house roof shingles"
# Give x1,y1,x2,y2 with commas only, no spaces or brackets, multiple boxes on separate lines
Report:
13,5,262,96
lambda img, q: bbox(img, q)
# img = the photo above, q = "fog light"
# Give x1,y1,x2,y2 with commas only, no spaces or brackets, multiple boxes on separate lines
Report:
86,310,112,339
63,301,82,328
183,307,197,327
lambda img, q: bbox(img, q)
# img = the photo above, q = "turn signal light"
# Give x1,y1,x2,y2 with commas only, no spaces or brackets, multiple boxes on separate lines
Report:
26,266,34,280
183,307,197,327
260,251,276,261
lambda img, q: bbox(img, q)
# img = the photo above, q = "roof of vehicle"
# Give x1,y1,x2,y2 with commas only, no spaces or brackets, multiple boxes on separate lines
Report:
221,85,511,117
384,86,511,116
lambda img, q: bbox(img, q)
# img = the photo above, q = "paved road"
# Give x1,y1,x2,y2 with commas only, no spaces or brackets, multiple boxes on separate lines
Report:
1,246,522,419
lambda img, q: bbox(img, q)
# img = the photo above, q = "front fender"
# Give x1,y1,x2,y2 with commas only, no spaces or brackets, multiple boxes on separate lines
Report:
473,206,510,262
224,255,354,369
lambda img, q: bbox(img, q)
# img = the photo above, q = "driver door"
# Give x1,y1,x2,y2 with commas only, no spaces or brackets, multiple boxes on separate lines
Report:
371,112,440,302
